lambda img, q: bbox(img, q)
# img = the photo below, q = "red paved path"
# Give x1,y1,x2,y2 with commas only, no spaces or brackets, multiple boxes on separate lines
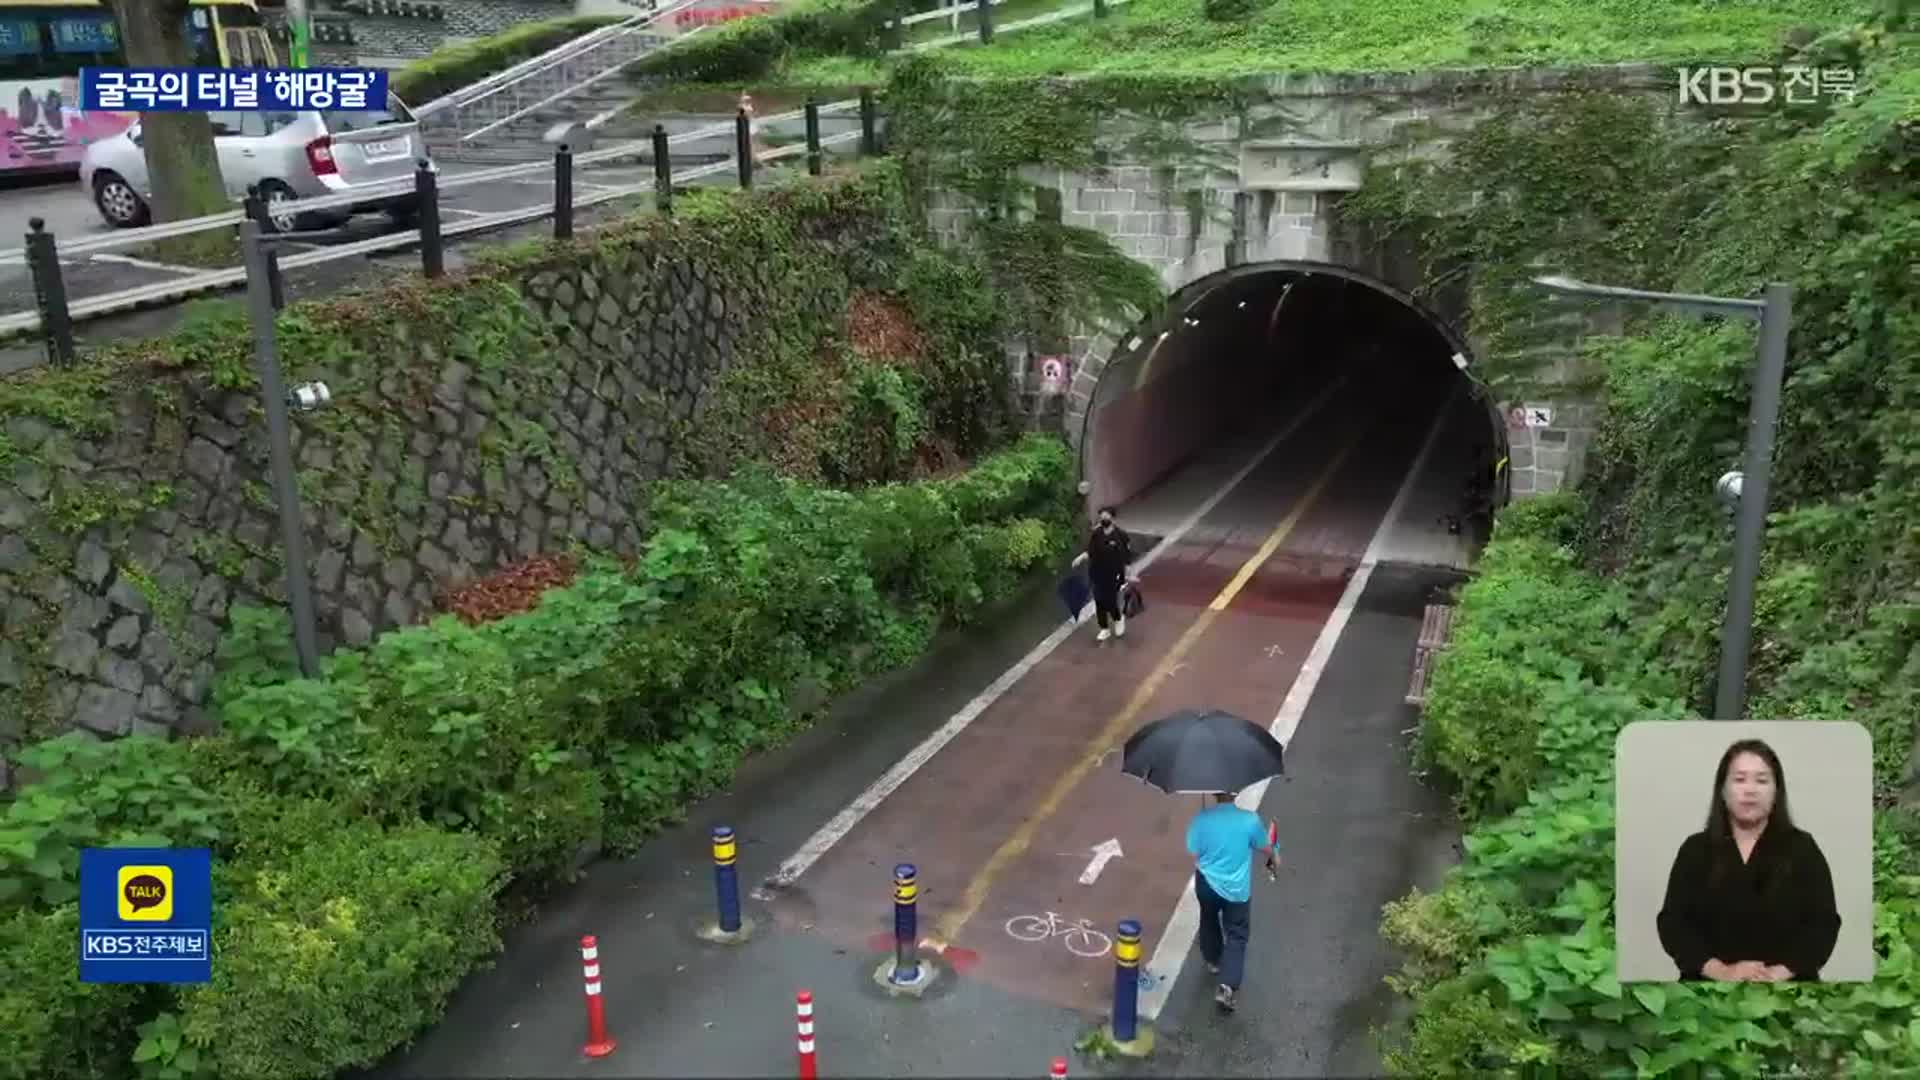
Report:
765,379,1428,1013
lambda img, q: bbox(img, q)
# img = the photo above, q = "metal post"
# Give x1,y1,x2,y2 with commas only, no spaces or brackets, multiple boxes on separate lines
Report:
652,124,673,214
1111,918,1142,1042
266,250,286,311
711,825,742,934
1714,282,1792,722
1228,191,1250,268
24,218,75,366
241,219,321,681
415,159,443,278
804,98,823,177
977,0,993,42
735,108,754,189
859,89,878,156
891,864,918,984
554,143,574,240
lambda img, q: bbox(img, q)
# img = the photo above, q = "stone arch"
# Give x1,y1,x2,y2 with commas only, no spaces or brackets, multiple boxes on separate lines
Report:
1063,258,1511,510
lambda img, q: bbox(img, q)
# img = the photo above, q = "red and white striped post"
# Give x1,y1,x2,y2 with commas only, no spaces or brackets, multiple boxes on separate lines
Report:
581,935,616,1058
796,989,817,1079
1050,1057,1068,1078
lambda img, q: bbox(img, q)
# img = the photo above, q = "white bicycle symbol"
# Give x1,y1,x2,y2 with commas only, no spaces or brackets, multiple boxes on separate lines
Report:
1004,911,1112,958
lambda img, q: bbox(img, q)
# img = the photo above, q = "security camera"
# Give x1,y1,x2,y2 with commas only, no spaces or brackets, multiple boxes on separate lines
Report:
1714,470,1744,508
289,381,332,412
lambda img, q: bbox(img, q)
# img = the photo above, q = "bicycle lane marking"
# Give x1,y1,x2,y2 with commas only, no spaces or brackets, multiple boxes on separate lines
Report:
1136,381,1458,1021
756,384,1359,960
755,376,1350,897
932,407,1405,1012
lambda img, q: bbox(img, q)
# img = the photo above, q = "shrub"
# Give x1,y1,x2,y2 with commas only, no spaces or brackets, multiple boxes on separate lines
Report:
0,733,225,910
0,904,146,1080
391,15,625,106
1201,0,1274,20
171,818,506,1080
1417,537,1632,820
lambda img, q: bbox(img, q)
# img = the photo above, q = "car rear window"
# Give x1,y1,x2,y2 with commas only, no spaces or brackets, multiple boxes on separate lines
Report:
322,97,415,134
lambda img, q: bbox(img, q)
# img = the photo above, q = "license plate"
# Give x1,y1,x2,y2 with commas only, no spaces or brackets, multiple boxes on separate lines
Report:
361,138,407,161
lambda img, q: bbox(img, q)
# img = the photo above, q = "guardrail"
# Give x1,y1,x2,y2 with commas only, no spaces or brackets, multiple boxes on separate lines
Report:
3,94,882,352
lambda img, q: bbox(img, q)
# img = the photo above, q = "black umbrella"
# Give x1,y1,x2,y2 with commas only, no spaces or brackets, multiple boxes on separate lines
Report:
1120,708,1285,795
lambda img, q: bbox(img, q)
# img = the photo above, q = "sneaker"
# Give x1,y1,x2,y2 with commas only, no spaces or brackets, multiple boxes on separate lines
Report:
1207,962,1220,975
1115,616,1127,638
1096,628,1112,642
1214,984,1237,1011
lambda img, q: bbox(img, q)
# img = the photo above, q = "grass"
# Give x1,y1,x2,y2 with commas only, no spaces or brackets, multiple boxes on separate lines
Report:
774,0,1861,83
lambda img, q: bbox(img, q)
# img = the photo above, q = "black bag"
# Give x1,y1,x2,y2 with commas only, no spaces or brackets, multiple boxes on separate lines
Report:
1120,581,1145,618
1057,569,1092,621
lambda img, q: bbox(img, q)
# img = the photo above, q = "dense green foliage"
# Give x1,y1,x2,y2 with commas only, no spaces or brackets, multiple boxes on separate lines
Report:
779,0,1866,84
1380,11,1920,1075
0,160,1075,1078
390,15,625,106
626,0,902,85
0,434,1074,1079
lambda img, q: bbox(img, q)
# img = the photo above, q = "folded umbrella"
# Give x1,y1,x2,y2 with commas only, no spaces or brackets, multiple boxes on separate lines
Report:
1120,708,1285,795
1056,568,1091,622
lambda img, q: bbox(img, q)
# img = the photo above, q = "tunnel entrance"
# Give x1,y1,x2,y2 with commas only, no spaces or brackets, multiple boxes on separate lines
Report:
1077,261,1508,532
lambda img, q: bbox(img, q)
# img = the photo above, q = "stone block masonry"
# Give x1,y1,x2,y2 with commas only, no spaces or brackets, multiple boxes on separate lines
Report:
0,180,878,763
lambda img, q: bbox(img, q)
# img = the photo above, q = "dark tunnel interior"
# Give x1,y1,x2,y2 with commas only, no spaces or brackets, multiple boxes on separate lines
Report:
1079,265,1506,518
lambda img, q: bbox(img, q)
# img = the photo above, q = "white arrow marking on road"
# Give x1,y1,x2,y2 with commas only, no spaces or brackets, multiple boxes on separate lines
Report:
1078,838,1124,885
1266,644,1285,658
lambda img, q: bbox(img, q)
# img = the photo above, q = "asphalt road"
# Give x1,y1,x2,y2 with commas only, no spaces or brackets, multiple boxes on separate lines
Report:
0,150,787,376
351,364,1469,1079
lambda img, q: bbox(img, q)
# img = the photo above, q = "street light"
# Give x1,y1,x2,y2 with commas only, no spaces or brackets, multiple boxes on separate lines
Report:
1531,273,1793,723
241,218,324,680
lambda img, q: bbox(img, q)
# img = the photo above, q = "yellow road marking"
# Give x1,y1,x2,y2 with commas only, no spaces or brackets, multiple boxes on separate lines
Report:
931,429,1365,943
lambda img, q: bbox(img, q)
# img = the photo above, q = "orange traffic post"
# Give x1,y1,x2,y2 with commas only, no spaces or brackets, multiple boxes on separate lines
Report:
796,990,818,1078
581,935,616,1058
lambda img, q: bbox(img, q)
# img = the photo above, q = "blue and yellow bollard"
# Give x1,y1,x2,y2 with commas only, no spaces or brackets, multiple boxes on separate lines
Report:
892,863,919,984
1112,919,1142,1043
713,826,741,935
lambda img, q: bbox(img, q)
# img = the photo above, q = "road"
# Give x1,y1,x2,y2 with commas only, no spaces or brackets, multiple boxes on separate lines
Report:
0,154,750,376
352,357,1476,1078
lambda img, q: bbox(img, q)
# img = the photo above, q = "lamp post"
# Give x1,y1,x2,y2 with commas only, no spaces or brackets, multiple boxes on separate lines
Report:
1530,274,1793,723
241,218,326,679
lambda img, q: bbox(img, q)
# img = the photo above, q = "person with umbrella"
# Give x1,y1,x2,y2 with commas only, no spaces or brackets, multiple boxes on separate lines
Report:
1120,708,1286,1012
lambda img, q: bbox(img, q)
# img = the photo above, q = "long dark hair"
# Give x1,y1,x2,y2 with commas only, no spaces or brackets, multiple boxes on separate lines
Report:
1704,738,1794,889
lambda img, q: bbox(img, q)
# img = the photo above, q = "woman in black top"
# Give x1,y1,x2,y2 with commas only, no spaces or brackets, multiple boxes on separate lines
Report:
1655,738,1840,981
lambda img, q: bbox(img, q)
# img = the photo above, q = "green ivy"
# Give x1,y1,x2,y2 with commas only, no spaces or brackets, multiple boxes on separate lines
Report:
1386,17,1920,1076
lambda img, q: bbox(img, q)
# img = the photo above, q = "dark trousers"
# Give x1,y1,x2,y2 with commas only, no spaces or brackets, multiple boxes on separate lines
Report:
1195,871,1252,989
1092,573,1123,628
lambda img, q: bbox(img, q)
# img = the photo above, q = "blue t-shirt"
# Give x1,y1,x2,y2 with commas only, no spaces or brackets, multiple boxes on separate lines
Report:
1186,803,1272,903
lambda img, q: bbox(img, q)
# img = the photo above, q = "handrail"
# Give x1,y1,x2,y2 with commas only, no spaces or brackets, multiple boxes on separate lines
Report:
0,98,862,264
0,129,868,339
462,24,712,143
414,13,644,117
893,0,1011,30
417,0,702,121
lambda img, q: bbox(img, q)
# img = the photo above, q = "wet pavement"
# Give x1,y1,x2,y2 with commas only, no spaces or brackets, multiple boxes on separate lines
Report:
358,363,1472,1078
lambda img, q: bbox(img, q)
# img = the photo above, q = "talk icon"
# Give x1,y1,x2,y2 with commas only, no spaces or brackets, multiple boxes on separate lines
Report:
118,865,173,921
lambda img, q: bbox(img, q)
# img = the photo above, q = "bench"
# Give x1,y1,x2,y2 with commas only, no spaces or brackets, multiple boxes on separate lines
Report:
1404,603,1456,706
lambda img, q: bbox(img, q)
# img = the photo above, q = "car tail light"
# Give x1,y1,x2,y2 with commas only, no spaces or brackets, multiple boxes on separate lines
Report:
304,135,337,176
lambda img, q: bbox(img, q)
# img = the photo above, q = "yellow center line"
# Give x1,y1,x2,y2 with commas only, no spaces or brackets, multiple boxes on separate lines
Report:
931,427,1366,944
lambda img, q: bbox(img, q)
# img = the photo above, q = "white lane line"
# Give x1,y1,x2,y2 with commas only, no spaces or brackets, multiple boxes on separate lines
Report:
88,252,204,275
753,377,1351,896
1136,383,1457,1022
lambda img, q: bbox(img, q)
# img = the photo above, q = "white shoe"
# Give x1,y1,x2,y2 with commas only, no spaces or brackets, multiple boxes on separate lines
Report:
1115,616,1127,637
1096,628,1112,642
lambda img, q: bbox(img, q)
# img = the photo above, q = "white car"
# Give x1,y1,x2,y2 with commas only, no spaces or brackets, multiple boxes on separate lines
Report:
80,97,431,232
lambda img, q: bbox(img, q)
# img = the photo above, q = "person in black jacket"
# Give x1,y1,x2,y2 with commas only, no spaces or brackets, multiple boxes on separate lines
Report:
1072,505,1137,642
1655,738,1841,981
